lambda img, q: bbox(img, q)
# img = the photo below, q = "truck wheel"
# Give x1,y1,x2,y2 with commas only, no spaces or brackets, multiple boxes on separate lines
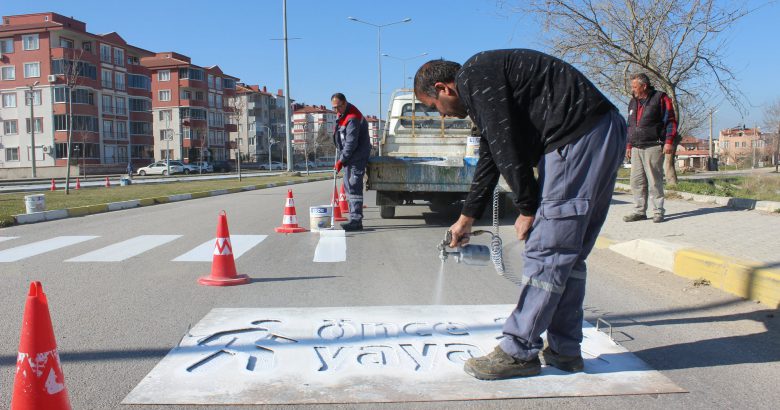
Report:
380,206,395,219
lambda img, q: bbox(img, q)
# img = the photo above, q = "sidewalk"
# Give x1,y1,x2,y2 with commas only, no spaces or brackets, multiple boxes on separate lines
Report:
600,191,780,308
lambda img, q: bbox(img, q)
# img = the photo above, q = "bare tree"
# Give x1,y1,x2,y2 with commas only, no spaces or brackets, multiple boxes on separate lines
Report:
763,98,780,171
62,48,86,194
513,0,754,184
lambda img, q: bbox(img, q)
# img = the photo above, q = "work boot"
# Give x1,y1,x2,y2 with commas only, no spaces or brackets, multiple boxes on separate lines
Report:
652,214,664,223
463,346,541,380
340,220,363,232
541,347,584,373
623,213,647,222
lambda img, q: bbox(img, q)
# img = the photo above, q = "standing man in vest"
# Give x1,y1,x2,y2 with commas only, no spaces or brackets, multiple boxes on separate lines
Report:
624,73,678,223
331,93,371,231
414,50,626,380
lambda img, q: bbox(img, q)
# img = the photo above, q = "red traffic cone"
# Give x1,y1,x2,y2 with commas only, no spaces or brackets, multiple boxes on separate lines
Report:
198,211,250,286
104,176,110,188
50,179,56,191
11,282,72,410
332,186,347,222
74,178,80,190
339,184,349,214
274,189,307,233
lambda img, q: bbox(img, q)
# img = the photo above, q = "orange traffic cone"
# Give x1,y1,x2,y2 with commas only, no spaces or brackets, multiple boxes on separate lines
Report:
104,176,110,188
332,186,347,222
11,282,72,410
339,184,349,214
50,179,56,191
75,178,81,190
274,189,307,233
198,211,250,286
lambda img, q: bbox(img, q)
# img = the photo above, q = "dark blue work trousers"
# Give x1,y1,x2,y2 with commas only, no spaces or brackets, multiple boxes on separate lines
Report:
343,163,366,222
500,110,627,360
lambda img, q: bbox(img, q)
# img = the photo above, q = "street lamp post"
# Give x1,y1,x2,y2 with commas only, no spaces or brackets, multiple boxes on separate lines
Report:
382,52,428,89
259,125,274,171
347,16,411,157
26,81,40,178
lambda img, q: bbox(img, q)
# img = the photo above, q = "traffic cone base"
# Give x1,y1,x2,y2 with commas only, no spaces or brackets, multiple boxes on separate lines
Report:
198,211,250,287
11,281,71,410
275,190,308,233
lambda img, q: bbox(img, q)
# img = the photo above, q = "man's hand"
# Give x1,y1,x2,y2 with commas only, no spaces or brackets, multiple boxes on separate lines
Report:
625,147,632,161
448,215,475,248
514,214,535,241
334,160,343,173
663,143,674,155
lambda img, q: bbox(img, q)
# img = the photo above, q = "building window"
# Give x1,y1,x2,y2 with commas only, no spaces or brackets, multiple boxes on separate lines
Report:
158,70,170,81
100,44,112,63
0,38,13,53
102,95,114,113
114,72,125,91
180,90,192,100
59,37,74,49
102,69,113,88
129,98,151,112
115,96,126,115
215,77,222,90
25,118,43,134
57,88,95,105
6,147,19,161
113,48,124,66
1,66,15,80
82,41,92,52
24,62,40,78
208,74,214,88
128,74,151,90
159,109,172,122
4,120,18,135
22,34,39,50
24,90,42,105
103,120,114,139
2,92,16,107
116,121,127,139
130,121,151,135
216,94,222,108
208,92,215,107
159,90,171,101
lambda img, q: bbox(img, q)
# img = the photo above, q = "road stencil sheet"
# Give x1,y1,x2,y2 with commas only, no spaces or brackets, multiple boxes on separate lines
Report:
123,305,684,405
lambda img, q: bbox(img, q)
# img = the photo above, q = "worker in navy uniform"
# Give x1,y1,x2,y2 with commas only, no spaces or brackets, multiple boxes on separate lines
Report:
331,93,371,231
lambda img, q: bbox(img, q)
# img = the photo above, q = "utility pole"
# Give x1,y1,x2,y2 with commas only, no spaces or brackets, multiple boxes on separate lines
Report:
708,109,715,171
27,81,39,178
282,0,293,172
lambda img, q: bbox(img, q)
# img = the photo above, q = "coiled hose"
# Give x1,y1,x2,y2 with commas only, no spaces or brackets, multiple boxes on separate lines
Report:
490,186,505,274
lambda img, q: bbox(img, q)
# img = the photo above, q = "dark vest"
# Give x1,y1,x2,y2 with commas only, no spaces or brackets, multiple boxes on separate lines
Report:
628,89,665,148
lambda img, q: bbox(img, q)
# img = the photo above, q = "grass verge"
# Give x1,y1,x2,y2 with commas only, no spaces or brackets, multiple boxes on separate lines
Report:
0,174,325,227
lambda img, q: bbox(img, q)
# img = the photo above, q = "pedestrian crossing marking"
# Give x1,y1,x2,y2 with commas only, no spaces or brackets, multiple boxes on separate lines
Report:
172,235,268,262
0,236,99,262
313,233,346,262
0,237,18,244
65,235,182,262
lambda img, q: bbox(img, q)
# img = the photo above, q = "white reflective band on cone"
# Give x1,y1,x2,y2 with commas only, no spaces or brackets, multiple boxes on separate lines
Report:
213,238,233,255
286,198,294,207
283,215,297,225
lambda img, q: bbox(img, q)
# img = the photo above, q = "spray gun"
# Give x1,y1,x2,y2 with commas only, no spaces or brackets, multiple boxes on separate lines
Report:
438,230,504,271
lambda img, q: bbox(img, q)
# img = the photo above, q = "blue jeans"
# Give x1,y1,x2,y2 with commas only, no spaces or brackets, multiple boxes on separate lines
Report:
499,110,627,360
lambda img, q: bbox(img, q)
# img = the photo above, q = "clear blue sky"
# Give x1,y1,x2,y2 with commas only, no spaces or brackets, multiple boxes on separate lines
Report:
4,0,779,137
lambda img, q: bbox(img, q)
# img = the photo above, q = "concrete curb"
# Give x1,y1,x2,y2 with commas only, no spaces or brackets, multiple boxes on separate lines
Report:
603,235,780,308
614,182,780,213
12,176,330,226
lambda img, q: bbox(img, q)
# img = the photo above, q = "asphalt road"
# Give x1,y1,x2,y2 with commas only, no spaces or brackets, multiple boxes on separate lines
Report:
0,179,777,409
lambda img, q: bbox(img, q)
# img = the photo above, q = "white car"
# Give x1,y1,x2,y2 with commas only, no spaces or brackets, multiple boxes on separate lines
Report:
260,161,285,170
168,161,200,174
136,161,184,176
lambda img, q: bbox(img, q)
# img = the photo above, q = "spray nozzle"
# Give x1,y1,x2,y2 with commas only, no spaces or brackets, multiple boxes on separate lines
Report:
438,230,494,266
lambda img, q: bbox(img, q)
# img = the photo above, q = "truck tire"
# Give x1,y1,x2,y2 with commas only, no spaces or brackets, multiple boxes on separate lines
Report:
380,206,395,219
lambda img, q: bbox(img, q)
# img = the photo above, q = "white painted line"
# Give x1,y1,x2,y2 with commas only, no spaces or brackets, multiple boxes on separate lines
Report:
0,237,18,244
172,235,267,262
0,236,99,262
66,235,182,262
313,232,346,262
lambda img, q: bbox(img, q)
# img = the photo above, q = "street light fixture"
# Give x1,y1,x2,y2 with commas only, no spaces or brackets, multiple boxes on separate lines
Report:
347,16,412,156
382,52,428,89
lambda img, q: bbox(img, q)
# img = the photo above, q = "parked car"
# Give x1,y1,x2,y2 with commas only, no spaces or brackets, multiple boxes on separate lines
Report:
136,161,184,176
296,161,316,169
193,161,214,173
168,160,200,175
316,157,336,168
212,160,233,173
259,161,285,170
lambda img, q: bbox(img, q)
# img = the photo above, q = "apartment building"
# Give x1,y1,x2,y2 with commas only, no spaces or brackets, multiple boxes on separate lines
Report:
718,126,772,166
0,12,154,176
292,104,337,160
234,83,288,162
140,52,238,164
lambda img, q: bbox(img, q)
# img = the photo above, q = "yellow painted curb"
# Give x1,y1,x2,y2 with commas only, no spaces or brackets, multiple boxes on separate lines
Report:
68,204,109,217
153,196,170,204
190,191,209,199
138,198,155,206
674,249,780,308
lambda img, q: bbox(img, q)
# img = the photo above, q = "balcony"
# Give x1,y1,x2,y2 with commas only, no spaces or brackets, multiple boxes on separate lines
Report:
224,124,238,132
50,47,99,65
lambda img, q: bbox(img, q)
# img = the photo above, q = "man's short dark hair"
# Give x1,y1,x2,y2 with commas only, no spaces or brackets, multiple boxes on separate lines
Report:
414,59,461,98
331,92,346,102
630,73,651,88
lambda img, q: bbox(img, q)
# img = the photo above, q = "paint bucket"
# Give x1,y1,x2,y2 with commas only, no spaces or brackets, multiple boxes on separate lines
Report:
309,205,332,232
464,136,480,166
24,194,45,214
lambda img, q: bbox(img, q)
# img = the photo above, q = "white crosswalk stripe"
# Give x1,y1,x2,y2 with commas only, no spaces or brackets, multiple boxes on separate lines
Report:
172,235,268,262
66,235,183,262
0,237,18,244
0,236,99,262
